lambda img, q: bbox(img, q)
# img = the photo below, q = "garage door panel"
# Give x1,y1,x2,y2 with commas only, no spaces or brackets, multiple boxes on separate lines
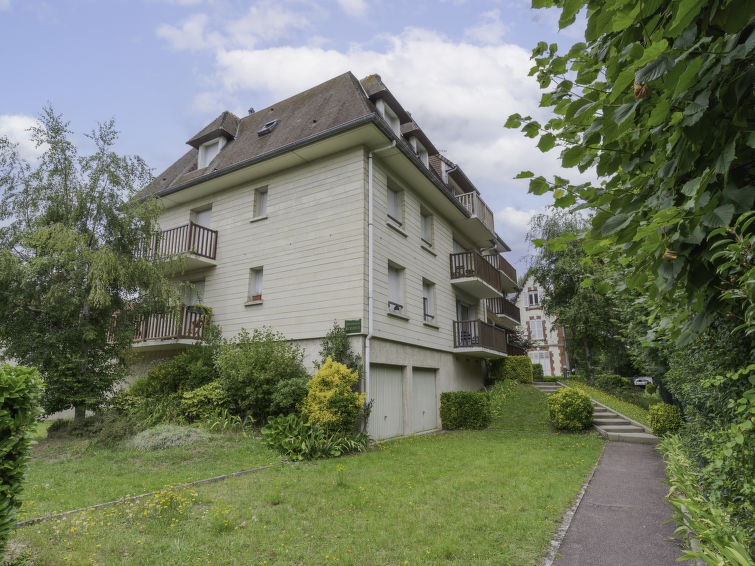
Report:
412,368,437,433
369,365,403,440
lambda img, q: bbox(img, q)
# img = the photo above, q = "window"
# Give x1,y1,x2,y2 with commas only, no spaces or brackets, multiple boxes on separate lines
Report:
253,187,268,218
410,136,429,167
528,289,540,306
388,264,405,314
422,280,435,322
420,209,433,246
198,138,225,169
248,267,263,302
528,319,544,340
376,99,400,135
387,186,403,226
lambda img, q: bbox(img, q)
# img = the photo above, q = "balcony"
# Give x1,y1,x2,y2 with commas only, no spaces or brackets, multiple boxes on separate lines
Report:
143,221,218,272
456,191,495,236
452,320,510,358
483,253,518,291
486,297,521,326
450,251,502,299
132,305,209,349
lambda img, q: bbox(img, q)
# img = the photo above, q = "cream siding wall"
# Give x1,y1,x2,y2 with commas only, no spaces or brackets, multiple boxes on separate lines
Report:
370,160,480,353
157,148,367,342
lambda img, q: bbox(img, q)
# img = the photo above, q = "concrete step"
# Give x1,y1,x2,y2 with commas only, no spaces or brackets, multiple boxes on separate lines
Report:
599,424,645,433
604,431,659,445
594,417,629,425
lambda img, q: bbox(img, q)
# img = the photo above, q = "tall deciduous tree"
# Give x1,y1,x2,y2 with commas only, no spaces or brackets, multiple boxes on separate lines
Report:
0,107,176,419
507,0,755,342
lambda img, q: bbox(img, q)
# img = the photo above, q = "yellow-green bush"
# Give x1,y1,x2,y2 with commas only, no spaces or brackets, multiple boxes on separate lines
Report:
180,381,229,423
301,357,366,435
649,403,682,437
547,387,593,431
489,355,534,383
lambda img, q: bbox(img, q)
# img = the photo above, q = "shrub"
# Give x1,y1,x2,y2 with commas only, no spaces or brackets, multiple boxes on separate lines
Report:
649,403,683,437
127,424,211,450
318,321,363,377
131,345,218,397
214,327,309,420
547,388,593,431
261,414,369,460
301,357,366,435
439,391,492,429
594,373,631,391
0,365,43,556
493,356,533,383
532,363,544,381
645,383,657,395
180,381,229,423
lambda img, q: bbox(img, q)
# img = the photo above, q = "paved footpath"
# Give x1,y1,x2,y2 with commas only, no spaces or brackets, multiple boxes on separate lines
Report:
554,442,683,566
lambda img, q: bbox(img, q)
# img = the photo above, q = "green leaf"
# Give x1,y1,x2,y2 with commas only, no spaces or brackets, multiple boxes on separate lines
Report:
515,171,535,179
559,0,585,29
505,114,523,128
668,0,706,37
537,133,557,152
523,121,541,138
636,54,674,83
613,101,638,125
702,204,736,228
610,67,636,102
672,57,703,97
714,139,736,177
529,176,550,195
561,145,586,168
647,99,670,127
599,213,632,236
580,278,594,288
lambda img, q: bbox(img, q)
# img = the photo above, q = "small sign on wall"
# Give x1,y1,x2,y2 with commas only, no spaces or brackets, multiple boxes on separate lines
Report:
344,319,361,334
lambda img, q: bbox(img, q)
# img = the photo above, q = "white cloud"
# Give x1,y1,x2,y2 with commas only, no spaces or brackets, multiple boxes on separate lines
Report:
337,0,368,19
156,13,214,51
0,114,44,162
464,10,508,45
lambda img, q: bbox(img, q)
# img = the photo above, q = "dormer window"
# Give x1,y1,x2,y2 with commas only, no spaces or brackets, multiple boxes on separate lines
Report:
198,138,226,169
409,136,429,167
376,99,400,136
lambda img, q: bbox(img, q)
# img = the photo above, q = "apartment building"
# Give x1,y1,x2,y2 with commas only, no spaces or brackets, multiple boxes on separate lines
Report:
136,72,521,439
515,273,569,377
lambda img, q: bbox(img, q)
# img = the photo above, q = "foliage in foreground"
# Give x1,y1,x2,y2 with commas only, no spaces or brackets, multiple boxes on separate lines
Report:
0,109,177,419
547,387,593,431
0,365,42,557
261,414,369,461
439,391,492,430
660,435,753,565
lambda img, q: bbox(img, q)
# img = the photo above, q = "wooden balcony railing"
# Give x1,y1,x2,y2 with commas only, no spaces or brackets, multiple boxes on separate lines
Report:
143,221,218,260
484,253,517,283
453,320,509,355
456,192,495,233
134,305,209,342
450,251,501,290
486,297,521,323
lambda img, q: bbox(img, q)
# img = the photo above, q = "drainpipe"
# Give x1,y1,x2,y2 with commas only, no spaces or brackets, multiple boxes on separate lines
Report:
366,141,396,403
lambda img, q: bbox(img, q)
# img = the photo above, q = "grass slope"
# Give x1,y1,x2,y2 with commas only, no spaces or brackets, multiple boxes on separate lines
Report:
12,431,602,565
489,381,551,431
564,382,650,427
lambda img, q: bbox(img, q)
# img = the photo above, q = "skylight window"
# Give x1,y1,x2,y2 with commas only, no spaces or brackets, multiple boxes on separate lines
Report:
257,119,280,137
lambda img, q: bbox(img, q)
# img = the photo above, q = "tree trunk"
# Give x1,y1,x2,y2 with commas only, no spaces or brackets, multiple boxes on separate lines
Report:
583,338,592,378
74,405,86,421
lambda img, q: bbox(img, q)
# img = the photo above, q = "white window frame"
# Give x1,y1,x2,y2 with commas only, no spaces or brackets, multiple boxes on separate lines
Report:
409,136,429,167
528,289,540,307
387,263,405,314
253,186,268,219
197,137,226,169
376,99,401,135
422,279,435,323
387,186,404,227
528,319,544,340
247,267,263,303
420,209,433,246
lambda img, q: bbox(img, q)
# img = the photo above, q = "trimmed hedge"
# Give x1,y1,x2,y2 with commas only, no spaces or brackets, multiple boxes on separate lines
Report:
547,387,593,431
439,391,491,429
649,403,683,437
489,356,533,383
532,363,544,381
1,364,43,555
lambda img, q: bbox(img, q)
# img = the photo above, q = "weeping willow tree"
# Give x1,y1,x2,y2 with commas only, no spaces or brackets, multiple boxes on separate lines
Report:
0,107,177,419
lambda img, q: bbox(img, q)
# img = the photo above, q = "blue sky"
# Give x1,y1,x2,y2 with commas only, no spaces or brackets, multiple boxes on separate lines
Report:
0,0,587,272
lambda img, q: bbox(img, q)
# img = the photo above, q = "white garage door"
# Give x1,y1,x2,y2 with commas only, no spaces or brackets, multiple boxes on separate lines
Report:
412,368,437,433
369,365,404,440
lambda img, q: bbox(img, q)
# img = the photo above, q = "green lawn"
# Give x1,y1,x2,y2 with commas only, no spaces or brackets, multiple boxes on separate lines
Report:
11,431,603,565
489,382,551,431
18,430,279,521
564,382,650,426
